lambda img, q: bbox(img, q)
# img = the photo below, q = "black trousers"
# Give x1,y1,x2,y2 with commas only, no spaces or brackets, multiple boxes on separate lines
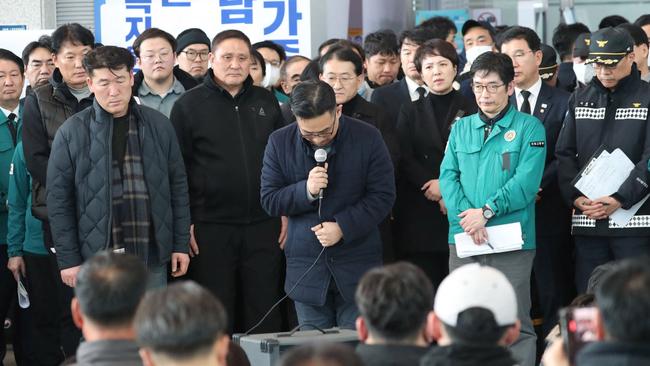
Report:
42,222,82,360
533,234,576,335
187,218,284,334
1,245,19,366
19,252,82,366
574,235,650,293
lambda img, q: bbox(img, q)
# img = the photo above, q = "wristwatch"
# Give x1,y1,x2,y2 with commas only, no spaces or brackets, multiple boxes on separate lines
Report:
482,205,495,220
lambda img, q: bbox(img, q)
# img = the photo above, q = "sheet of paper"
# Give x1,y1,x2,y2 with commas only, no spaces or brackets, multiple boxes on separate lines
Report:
610,194,650,227
575,149,635,199
574,148,645,227
454,222,524,259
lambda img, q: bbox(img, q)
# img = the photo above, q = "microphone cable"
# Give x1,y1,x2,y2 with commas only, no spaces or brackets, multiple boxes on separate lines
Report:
244,190,327,336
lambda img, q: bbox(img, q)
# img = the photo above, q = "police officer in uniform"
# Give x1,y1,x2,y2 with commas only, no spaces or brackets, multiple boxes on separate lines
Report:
556,27,650,294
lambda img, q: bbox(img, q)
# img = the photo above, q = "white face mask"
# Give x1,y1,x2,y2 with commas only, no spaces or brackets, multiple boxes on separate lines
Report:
465,45,493,64
262,63,281,88
573,62,595,85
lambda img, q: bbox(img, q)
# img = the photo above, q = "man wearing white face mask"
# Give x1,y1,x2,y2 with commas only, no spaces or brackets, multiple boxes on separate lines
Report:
253,40,288,103
572,33,594,88
457,20,498,108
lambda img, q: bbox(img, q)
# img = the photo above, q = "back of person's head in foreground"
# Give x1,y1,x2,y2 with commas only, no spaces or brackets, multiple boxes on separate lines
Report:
135,281,229,366
72,251,147,338
278,343,364,366
430,263,521,347
596,257,650,343
355,261,434,345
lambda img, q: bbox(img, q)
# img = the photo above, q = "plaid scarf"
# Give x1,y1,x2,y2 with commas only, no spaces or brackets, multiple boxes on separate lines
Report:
111,112,151,264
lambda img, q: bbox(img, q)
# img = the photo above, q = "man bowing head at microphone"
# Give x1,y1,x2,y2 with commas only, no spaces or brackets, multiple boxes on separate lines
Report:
261,80,395,329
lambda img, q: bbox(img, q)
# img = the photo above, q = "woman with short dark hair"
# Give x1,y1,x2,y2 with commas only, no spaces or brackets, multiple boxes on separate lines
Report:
395,39,477,289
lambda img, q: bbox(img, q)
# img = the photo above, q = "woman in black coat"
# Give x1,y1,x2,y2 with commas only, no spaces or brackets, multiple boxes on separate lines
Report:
395,39,477,289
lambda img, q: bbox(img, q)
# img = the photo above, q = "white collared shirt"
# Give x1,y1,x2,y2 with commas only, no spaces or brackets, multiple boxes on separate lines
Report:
0,105,19,120
405,76,429,102
514,76,542,114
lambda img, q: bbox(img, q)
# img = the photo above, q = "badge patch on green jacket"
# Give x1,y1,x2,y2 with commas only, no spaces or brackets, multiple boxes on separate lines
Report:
530,141,545,147
504,130,516,142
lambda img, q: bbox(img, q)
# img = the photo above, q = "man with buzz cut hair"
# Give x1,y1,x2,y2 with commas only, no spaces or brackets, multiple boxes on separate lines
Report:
354,262,433,366
47,45,190,291
171,29,285,334
135,282,230,366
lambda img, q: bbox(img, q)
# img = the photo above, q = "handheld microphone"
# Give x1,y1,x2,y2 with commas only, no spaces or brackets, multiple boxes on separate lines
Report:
314,148,327,199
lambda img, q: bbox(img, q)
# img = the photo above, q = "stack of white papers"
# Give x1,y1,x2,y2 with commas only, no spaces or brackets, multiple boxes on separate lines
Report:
454,223,524,258
574,148,650,227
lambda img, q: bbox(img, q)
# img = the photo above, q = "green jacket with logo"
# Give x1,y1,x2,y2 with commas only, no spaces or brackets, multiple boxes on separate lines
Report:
0,103,22,246
440,105,546,249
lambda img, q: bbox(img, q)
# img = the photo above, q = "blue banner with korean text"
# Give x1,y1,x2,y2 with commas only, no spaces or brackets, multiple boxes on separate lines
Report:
94,0,311,56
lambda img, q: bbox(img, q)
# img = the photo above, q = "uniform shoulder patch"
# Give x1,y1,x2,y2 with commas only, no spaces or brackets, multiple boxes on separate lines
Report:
530,141,545,147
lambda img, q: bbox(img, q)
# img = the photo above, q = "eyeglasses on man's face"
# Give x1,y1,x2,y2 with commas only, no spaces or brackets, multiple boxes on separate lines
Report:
471,82,505,94
181,49,210,61
299,115,337,138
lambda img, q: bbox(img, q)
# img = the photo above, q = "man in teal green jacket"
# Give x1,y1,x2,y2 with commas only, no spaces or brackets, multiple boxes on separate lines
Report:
7,142,56,364
440,52,546,366
0,48,25,365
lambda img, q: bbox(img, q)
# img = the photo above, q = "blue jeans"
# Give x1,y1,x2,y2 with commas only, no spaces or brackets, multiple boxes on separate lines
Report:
293,276,358,330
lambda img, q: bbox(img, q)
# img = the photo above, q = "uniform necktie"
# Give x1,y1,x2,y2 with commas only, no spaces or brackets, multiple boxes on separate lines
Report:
6,113,17,147
520,90,531,114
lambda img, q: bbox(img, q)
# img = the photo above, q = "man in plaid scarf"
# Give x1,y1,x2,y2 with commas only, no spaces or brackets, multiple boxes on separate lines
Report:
46,46,190,289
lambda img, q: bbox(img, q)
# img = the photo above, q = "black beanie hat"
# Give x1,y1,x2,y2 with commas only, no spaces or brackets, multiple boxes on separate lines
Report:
176,28,210,53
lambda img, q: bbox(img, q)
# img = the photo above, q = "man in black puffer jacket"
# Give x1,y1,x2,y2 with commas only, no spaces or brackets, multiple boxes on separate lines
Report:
47,46,190,290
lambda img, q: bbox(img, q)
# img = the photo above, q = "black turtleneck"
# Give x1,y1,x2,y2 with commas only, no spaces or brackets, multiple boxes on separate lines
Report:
429,90,456,134
479,104,512,141
112,111,130,173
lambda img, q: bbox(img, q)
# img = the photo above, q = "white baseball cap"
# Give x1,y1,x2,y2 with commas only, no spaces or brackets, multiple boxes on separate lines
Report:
434,263,518,327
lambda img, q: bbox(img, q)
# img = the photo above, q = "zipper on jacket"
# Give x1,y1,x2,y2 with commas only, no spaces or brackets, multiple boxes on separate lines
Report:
234,105,252,220
105,112,114,251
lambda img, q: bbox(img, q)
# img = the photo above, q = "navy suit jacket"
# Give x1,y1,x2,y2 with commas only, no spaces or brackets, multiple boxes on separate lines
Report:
371,78,410,128
260,115,395,305
510,81,571,234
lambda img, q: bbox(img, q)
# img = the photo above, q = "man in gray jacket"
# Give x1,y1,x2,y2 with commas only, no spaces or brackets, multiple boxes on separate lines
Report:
47,46,190,289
